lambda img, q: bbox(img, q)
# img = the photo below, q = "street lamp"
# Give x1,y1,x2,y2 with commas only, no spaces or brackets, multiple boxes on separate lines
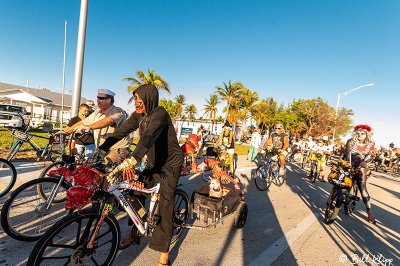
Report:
332,83,374,145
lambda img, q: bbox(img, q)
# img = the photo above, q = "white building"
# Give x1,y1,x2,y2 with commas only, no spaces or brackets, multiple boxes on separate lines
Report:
0,82,89,123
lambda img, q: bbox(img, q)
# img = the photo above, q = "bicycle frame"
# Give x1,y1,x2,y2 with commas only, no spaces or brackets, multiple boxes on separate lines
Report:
108,181,161,234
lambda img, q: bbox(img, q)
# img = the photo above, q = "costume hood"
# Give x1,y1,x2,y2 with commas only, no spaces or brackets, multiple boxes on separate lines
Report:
135,84,159,115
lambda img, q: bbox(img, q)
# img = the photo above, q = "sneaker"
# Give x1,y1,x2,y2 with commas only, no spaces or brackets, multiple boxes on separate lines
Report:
279,167,286,176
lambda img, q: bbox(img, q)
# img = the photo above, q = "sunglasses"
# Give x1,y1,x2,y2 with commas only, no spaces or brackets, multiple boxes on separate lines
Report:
97,96,110,100
275,127,282,130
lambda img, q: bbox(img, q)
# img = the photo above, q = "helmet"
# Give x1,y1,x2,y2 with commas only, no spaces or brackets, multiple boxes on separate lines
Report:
322,136,328,141
389,142,395,148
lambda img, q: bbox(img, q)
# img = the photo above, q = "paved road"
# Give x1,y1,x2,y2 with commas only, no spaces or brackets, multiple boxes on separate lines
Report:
0,158,398,265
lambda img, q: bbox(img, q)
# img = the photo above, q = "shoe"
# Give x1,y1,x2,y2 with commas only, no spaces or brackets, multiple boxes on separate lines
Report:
279,167,286,176
367,210,376,224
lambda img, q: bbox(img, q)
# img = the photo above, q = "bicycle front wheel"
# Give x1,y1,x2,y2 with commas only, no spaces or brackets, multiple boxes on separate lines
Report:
1,177,71,241
0,158,17,198
27,208,120,266
254,165,271,191
171,188,189,244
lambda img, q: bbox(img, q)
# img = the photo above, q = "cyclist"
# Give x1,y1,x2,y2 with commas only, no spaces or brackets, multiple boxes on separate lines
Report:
65,103,95,158
215,121,235,174
344,124,376,224
65,89,131,163
263,123,289,176
309,139,327,181
97,84,183,266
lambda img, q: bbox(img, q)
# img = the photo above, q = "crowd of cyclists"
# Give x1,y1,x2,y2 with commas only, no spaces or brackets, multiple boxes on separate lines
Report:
2,84,398,265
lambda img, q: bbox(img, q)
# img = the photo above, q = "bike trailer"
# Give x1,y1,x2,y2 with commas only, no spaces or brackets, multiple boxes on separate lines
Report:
187,183,247,229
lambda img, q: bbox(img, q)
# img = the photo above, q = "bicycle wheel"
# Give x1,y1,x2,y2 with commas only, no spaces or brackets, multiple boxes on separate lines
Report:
309,162,316,182
324,188,341,224
27,208,120,266
234,201,248,229
171,188,189,244
1,177,71,241
301,155,307,169
272,167,285,187
0,158,17,198
254,165,271,191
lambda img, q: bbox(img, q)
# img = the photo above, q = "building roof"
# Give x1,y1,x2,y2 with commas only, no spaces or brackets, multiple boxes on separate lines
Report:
0,82,89,107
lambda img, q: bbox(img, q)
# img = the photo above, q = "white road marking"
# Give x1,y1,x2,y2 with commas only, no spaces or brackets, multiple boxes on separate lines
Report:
250,212,318,266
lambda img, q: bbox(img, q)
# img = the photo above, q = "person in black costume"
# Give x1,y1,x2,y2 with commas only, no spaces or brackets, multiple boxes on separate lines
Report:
97,84,183,266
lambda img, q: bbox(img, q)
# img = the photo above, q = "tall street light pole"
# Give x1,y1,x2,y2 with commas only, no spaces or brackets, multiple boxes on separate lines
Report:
332,83,374,146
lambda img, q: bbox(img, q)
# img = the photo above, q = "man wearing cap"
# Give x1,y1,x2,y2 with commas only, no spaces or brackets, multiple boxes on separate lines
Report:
263,123,289,176
65,89,131,163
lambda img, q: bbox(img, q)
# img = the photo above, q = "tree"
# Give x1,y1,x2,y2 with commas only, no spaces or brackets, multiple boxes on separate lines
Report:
237,88,259,138
159,98,178,122
124,69,170,102
184,104,197,122
174,94,186,119
215,81,244,122
203,94,220,133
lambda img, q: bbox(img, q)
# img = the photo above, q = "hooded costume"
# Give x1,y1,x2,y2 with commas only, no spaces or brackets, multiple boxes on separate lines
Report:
98,84,184,252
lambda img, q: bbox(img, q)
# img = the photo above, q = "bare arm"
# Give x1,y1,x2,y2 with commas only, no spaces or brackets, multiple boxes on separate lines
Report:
89,116,115,130
263,137,272,149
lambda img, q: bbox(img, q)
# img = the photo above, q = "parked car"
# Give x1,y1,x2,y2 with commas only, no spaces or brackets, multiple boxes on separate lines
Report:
0,104,30,128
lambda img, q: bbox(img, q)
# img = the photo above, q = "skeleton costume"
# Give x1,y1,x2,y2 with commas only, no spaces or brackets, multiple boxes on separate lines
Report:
344,124,375,222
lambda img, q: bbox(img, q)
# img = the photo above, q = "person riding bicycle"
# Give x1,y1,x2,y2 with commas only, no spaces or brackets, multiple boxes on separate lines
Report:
215,121,235,174
344,124,376,224
309,139,327,181
65,103,95,158
262,123,289,176
64,89,131,163
97,84,183,266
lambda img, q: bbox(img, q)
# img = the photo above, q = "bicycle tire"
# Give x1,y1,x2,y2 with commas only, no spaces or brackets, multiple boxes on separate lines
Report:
6,140,22,161
273,168,285,187
234,201,248,229
254,165,271,191
324,188,342,224
324,187,339,224
171,188,189,244
0,158,17,198
345,185,358,215
27,208,120,266
1,177,71,241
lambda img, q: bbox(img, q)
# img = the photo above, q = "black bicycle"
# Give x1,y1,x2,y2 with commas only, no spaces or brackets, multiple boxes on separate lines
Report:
324,159,360,224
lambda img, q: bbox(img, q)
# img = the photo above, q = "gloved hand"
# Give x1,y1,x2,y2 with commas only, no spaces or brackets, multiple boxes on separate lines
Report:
107,157,137,184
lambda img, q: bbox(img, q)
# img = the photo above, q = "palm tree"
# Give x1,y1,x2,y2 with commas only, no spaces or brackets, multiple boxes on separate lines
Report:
203,94,220,133
215,81,244,121
175,95,186,119
184,104,197,122
238,88,259,139
124,69,170,102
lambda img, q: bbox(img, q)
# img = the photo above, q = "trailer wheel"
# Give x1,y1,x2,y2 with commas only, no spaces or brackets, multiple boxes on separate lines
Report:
234,201,247,229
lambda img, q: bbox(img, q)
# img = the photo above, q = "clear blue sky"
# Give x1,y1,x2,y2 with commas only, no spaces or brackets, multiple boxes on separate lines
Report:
0,1,399,146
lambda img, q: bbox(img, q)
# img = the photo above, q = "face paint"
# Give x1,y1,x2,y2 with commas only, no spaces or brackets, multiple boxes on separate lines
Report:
134,94,146,114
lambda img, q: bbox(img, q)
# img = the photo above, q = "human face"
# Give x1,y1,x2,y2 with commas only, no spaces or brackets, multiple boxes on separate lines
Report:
356,130,367,141
274,125,283,133
133,93,146,114
79,107,91,117
96,93,112,110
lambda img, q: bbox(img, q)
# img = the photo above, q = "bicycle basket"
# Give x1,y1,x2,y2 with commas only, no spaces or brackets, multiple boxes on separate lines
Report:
65,186,93,210
11,129,29,141
72,165,101,186
49,132,68,144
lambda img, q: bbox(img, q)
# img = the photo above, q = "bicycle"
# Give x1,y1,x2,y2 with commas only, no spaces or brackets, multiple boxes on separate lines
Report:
324,159,360,224
0,158,17,198
254,149,285,191
6,125,68,163
308,151,325,183
27,164,189,265
301,149,311,169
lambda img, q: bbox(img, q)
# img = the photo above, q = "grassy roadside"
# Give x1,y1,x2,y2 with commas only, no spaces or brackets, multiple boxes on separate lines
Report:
0,127,250,160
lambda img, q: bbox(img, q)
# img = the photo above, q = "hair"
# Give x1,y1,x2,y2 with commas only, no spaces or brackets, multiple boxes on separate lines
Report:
275,123,284,130
109,95,114,104
79,103,89,109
